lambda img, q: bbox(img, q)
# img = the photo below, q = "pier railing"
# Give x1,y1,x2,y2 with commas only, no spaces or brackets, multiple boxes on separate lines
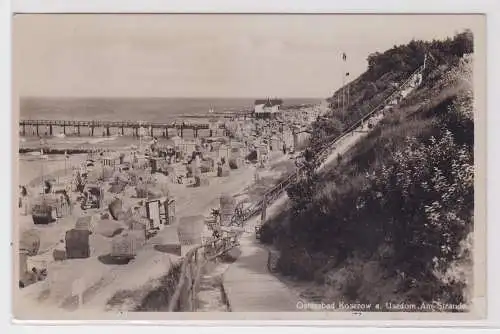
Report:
19,119,224,129
19,119,229,138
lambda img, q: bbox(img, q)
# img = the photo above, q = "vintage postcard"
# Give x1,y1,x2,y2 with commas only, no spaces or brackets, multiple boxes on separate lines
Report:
11,13,486,321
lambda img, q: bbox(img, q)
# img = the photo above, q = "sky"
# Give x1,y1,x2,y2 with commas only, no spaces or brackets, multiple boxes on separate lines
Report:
13,14,483,98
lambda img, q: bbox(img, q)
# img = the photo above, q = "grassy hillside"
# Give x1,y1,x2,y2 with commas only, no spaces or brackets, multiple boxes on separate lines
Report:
309,30,473,157
260,31,474,308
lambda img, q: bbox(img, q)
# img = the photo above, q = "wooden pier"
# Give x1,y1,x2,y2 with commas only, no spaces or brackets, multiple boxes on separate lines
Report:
19,119,230,138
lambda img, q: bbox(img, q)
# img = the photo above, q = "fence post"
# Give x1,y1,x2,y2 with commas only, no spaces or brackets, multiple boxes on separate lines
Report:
185,264,193,311
261,194,267,222
191,253,199,310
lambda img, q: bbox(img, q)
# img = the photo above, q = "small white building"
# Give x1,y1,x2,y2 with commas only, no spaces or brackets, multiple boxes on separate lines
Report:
253,98,283,119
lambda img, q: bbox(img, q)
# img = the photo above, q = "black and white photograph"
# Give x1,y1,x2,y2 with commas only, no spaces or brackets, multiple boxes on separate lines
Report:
11,13,486,320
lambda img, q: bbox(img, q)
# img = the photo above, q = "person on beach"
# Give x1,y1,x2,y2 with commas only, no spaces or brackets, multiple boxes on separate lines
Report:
254,165,260,182
55,196,61,218
18,186,23,208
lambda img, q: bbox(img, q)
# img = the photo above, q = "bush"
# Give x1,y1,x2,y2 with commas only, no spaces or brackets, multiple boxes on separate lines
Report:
280,63,474,304
364,130,473,280
258,223,275,244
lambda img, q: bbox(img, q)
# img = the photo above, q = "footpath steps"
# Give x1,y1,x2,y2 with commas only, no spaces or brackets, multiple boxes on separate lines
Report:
222,196,300,312
195,260,233,312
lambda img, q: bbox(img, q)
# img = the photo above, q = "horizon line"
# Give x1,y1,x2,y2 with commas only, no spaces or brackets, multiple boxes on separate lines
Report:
19,96,327,100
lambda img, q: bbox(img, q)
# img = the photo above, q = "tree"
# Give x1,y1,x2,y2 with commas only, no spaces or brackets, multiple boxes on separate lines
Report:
367,52,381,68
452,29,473,56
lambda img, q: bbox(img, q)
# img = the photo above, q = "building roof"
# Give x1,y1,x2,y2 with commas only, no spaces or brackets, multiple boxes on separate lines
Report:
254,98,283,107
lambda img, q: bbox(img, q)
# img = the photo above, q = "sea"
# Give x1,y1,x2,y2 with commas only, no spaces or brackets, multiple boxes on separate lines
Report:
20,97,322,122
19,97,322,153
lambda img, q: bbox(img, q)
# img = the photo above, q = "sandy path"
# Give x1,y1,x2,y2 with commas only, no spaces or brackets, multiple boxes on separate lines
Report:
222,195,303,312
318,113,384,171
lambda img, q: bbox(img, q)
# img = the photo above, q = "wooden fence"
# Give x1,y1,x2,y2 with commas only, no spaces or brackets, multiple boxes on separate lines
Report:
166,235,236,312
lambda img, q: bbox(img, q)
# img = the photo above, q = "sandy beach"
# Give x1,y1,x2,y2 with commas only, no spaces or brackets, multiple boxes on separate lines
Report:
14,103,323,316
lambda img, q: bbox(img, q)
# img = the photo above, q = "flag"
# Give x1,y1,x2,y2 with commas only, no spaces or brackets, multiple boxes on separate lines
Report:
342,52,347,61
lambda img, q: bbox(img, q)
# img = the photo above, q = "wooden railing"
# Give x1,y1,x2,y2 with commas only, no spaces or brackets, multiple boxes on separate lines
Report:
313,64,426,164
19,119,225,130
165,62,428,312
166,235,237,312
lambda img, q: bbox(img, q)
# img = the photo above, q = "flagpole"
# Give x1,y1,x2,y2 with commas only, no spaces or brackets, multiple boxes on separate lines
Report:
340,52,346,122
337,89,341,112
342,75,345,114
342,60,345,115
347,74,350,109
343,53,350,114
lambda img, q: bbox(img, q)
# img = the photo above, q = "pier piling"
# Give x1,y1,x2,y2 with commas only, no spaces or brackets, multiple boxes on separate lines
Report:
19,119,227,139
